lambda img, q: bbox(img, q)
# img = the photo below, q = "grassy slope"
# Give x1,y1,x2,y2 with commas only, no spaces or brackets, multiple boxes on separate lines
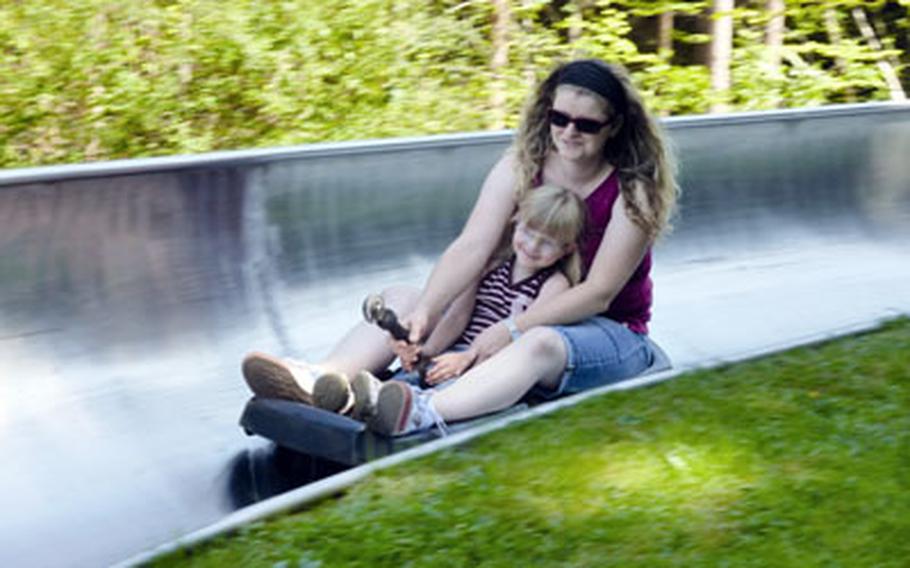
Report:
160,319,909,567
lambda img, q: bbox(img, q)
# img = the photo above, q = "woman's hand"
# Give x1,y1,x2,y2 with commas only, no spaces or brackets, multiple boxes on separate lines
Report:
400,305,432,345
388,305,432,372
390,339,422,372
469,321,512,364
426,350,478,385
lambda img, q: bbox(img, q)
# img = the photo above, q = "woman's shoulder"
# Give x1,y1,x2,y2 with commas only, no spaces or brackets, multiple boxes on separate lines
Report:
464,151,520,242
481,150,519,194
487,150,520,190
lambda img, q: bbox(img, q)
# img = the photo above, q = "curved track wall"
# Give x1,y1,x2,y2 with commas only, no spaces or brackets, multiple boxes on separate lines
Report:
1,105,908,567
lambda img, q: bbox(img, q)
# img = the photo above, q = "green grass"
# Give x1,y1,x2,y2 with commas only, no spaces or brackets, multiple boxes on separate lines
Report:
158,318,910,567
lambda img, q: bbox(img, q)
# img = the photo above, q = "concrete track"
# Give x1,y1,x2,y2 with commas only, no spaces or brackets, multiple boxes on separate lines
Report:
1,104,908,567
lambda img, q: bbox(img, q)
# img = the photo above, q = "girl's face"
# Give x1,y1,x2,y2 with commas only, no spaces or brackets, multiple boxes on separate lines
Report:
512,221,573,272
549,86,611,163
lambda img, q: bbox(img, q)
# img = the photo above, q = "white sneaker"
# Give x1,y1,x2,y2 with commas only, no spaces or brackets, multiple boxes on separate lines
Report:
369,381,448,436
350,370,383,421
242,351,318,404
313,372,354,414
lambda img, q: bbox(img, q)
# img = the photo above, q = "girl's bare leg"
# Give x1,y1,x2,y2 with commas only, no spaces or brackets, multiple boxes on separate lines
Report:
318,286,420,377
429,327,568,421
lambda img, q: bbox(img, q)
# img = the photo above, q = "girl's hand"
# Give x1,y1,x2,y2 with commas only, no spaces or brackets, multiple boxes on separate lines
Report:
469,321,512,364
426,350,477,385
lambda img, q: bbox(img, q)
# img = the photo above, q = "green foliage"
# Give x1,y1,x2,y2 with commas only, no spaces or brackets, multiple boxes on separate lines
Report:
152,318,910,567
770,1,900,105
1,0,908,168
637,62,713,115
0,0,495,167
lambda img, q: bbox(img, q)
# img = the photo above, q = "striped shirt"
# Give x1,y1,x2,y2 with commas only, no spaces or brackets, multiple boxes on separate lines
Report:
452,256,557,349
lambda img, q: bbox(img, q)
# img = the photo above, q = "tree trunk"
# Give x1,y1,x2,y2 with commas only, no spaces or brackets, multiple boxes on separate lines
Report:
764,0,785,107
568,0,592,45
658,11,674,58
824,10,852,78
765,0,784,68
710,0,734,113
490,0,511,129
851,6,906,101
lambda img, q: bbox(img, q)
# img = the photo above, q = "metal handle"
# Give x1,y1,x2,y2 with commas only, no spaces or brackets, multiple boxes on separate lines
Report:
361,294,431,381
361,294,410,341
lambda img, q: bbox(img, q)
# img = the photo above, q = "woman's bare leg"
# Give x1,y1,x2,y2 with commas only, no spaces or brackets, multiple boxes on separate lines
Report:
430,327,568,421
318,285,420,377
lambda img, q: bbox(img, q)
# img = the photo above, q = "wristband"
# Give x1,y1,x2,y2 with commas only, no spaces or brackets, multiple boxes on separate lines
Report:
504,316,522,341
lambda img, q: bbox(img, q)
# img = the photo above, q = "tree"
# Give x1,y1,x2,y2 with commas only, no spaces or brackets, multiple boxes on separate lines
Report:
2,0,908,168
491,0,513,129
851,4,906,100
710,0,735,112
764,0,786,106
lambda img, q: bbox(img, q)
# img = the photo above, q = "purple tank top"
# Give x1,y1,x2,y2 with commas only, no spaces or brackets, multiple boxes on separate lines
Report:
546,169,653,334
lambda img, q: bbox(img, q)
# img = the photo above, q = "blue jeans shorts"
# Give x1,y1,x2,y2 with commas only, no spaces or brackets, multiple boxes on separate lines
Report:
533,316,655,400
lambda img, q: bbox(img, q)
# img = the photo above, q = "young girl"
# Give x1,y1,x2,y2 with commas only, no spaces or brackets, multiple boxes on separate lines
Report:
242,184,587,420
388,182,586,387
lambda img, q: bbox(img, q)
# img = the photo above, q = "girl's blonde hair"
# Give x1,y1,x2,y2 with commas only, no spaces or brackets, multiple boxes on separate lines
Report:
500,183,586,285
512,59,678,240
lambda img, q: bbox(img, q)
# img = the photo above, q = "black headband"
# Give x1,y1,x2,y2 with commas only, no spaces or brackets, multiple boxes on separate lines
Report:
557,61,628,116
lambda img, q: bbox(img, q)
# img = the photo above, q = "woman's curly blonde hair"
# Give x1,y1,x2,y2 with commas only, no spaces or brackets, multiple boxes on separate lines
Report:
512,59,679,240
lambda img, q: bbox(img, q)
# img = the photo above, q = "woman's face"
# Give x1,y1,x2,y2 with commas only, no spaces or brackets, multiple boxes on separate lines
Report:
549,86,611,164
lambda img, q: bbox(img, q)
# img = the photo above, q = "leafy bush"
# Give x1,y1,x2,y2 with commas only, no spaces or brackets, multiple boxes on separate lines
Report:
1,0,905,168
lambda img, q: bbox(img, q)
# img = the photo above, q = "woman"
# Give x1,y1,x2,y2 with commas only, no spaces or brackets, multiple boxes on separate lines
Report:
368,58,678,435
243,58,678,436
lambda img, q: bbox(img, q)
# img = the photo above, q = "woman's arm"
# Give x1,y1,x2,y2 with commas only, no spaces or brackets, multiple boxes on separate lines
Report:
403,154,519,342
420,282,478,358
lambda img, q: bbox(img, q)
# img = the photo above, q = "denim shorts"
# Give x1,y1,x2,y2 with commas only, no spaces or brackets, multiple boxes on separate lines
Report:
533,316,655,400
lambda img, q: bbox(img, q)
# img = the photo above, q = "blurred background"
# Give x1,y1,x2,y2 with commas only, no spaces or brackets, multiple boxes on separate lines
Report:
2,0,908,169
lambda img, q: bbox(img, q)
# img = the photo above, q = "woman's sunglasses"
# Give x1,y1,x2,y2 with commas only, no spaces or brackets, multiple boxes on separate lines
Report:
548,109,608,135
